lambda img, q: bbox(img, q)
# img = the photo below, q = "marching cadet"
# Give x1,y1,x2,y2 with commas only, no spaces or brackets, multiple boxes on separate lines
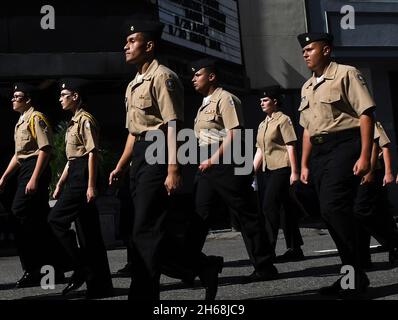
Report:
0,83,65,287
108,20,184,300
48,79,113,299
298,32,375,297
182,58,278,297
253,85,304,262
355,121,398,267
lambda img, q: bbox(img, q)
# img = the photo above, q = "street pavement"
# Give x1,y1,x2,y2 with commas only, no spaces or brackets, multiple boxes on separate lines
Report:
1,227,398,301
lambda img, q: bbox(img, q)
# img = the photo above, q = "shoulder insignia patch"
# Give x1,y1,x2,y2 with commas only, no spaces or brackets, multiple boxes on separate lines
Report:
85,121,91,129
287,118,293,126
229,97,235,107
39,119,47,129
165,78,175,91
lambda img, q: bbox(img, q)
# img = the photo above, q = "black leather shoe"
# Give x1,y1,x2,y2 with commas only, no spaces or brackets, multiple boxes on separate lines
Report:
242,265,279,283
62,271,86,295
15,271,41,288
275,248,305,263
199,256,224,301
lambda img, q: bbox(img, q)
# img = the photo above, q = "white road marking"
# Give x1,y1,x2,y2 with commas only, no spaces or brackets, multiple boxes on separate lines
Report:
314,245,381,254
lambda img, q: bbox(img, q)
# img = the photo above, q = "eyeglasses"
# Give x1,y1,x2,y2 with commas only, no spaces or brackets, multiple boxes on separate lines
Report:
60,93,72,98
11,95,25,101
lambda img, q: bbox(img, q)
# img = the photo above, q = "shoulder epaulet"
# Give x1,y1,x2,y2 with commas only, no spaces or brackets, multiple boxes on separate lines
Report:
75,111,98,145
29,111,51,140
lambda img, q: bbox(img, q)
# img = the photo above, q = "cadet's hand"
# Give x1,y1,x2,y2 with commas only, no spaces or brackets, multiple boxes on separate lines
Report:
25,178,38,195
0,177,6,193
198,159,212,172
396,174,398,185
353,157,370,176
360,172,374,185
300,167,310,185
290,172,299,185
164,171,181,196
53,184,62,199
383,172,394,186
87,187,97,203
109,168,123,187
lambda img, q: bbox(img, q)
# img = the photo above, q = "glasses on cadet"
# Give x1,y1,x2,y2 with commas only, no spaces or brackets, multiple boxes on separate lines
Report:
11,95,25,101
60,93,72,98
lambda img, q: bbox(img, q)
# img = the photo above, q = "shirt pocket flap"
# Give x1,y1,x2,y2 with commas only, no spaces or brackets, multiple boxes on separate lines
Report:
136,97,152,110
298,100,309,111
202,114,216,121
320,92,341,104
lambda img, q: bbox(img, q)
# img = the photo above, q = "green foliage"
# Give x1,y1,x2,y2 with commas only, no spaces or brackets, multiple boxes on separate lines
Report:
49,121,68,195
49,121,118,196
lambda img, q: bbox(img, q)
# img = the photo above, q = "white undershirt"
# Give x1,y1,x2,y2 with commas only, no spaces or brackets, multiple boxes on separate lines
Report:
202,95,212,106
316,75,324,84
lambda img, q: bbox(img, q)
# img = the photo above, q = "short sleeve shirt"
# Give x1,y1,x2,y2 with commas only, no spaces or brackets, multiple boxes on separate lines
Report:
374,121,390,148
194,87,244,146
256,111,297,171
65,108,99,160
125,59,184,135
14,107,52,162
298,62,376,136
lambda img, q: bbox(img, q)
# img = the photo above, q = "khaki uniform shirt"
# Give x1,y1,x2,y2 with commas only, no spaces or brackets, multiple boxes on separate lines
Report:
194,87,244,146
65,108,98,160
14,106,52,163
374,122,390,148
125,59,184,135
299,62,376,137
256,111,297,171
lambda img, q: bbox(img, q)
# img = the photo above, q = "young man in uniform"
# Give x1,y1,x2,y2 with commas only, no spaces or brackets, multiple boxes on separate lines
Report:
355,121,398,267
0,83,65,287
186,58,278,290
109,20,184,300
48,79,113,299
298,33,375,296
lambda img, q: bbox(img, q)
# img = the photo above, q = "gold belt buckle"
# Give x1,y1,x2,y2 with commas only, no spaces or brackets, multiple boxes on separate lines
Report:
313,135,324,144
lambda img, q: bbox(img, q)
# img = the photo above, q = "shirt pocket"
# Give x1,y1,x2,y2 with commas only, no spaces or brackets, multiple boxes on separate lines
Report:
68,132,81,145
320,92,343,119
136,96,152,111
298,99,309,112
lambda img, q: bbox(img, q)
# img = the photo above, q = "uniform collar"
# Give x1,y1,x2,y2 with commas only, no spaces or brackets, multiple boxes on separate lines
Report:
266,111,283,122
200,87,223,108
132,59,159,86
305,61,338,89
71,107,85,122
22,106,35,121
209,87,223,104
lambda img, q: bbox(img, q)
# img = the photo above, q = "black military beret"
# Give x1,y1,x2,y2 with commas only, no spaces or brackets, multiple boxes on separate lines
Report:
261,85,283,99
125,19,164,39
59,78,89,93
190,58,218,73
297,32,334,48
13,82,36,96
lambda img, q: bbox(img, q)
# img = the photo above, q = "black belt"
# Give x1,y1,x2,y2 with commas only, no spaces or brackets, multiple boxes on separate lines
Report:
310,128,360,145
134,130,167,141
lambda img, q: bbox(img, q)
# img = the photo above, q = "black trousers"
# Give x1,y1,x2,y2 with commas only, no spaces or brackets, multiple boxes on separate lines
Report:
181,162,275,274
354,168,398,263
48,157,112,290
261,167,303,250
128,141,169,300
311,131,363,272
11,157,67,273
